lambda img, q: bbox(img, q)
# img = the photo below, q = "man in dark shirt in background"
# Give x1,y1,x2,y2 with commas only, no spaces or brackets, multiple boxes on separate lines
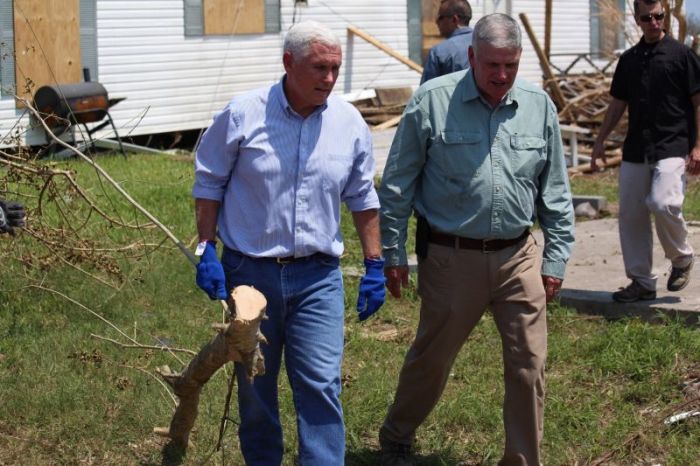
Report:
591,0,700,302
420,0,473,84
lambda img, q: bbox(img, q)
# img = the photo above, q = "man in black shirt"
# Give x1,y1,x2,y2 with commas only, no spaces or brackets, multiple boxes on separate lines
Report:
591,0,700,302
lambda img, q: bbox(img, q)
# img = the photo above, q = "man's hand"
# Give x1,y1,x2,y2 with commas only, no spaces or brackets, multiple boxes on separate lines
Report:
385,265,410,299
0,200,26,236
542,275,563,303
590,140,607,172
687,146,700,176
356,257,386,321
196,241,228,300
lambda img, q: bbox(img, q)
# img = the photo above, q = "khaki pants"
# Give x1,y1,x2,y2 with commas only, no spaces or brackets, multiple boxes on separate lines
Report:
619,158,693,291
380,235,547,466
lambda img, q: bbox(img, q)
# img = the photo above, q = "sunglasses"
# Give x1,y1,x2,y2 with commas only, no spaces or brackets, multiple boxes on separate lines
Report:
639,12,665,22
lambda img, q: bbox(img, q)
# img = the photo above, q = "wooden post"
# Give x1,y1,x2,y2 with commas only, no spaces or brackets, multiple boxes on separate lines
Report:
347,26,424,74
518,13,573,120
544,0,552,59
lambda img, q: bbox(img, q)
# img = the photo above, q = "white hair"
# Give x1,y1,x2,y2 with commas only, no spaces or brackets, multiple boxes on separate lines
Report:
472,13,521,55
283,21,341,58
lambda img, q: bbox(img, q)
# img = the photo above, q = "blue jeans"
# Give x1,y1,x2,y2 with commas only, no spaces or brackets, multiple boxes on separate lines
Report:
222,248,346,466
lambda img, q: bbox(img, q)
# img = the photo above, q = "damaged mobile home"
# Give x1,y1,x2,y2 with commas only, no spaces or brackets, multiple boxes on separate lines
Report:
0,0,634,148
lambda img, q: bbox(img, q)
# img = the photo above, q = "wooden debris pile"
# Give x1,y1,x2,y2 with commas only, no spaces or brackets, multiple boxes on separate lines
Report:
550,72,627,174
353,87,413,131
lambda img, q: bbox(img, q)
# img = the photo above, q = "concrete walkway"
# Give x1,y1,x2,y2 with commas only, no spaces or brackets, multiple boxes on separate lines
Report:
534,218,700,324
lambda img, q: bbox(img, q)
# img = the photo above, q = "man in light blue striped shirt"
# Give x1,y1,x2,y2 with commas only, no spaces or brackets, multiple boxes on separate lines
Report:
192,21,385,466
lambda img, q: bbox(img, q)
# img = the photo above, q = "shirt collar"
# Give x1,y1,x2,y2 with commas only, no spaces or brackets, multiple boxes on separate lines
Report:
635,31,669,54
449,26,473,38
274,76,329,118
460,69,518,108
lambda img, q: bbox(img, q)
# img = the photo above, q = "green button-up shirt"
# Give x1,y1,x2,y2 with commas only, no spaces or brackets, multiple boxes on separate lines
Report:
379,69,575,279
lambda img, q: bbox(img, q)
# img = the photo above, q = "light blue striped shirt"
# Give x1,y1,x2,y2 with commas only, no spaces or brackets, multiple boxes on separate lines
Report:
192,79,380,258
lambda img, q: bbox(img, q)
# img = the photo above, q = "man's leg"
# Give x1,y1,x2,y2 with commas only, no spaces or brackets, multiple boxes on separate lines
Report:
282,256,345,466
648,157,694,268
490,236,547,466
380,244,491,446
223,250,285,466
619,161,656,290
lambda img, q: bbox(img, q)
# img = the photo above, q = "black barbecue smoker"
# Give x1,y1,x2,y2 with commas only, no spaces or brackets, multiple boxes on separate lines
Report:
33,80,126,157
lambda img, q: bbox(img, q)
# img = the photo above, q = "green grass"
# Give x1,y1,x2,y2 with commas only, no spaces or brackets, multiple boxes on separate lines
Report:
1,154,699,465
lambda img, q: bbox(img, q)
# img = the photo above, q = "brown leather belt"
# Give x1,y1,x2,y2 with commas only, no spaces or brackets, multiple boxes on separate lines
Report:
429,229,529,253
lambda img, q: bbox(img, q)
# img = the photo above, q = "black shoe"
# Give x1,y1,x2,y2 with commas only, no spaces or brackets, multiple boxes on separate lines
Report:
612,280,656,303
667,256,694,292
379,438,414,466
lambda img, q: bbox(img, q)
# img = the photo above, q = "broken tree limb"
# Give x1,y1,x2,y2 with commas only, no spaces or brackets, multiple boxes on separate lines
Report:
154,285,268,448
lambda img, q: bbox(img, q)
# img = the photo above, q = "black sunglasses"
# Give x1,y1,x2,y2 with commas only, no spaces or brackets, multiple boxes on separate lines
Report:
639,12,665,22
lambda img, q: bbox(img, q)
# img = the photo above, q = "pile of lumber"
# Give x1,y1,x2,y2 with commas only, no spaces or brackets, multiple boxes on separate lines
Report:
353,87,413,131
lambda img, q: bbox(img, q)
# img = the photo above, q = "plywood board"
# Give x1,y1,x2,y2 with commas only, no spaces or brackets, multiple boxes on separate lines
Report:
14,0,81,105
204,0,265,35
421,0,441,62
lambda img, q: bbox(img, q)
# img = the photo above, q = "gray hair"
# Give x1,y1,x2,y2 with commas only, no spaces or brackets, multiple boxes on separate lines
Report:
283,21,341,58
471,13,521,55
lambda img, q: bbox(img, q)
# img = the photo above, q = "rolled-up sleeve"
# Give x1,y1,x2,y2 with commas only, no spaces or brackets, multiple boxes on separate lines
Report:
378,96,429,266
342,123,380,212
192,104,241,201
537,100,575,279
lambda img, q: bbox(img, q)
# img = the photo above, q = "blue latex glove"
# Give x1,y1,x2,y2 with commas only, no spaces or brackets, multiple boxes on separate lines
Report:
196,241,228,300
356,257,386,321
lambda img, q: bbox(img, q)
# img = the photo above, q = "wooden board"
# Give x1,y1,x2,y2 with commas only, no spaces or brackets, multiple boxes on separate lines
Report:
374,87,413,107
421,0,441,62
204,0,264,35
14,0,81,106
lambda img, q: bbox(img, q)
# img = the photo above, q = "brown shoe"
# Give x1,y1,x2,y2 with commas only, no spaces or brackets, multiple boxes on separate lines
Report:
612,280,656,303
379,438,414,466
667,256,694,292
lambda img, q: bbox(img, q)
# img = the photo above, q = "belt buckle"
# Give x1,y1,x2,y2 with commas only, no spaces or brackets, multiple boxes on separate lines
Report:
276,256,294,264
482,239,496,253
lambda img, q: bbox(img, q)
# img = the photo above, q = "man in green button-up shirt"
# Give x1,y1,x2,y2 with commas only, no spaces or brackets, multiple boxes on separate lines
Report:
377,13,574,466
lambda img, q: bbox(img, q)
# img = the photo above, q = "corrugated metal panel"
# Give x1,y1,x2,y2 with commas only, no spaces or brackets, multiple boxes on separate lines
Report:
81,0,98,81
406,0,422,64
0,0,15,96
183,0,203,36
264,0,280,33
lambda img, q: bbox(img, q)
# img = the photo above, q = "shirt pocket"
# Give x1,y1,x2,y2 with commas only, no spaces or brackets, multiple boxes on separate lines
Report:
509,135,546,177
433,130,483,177
321,153,352,193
